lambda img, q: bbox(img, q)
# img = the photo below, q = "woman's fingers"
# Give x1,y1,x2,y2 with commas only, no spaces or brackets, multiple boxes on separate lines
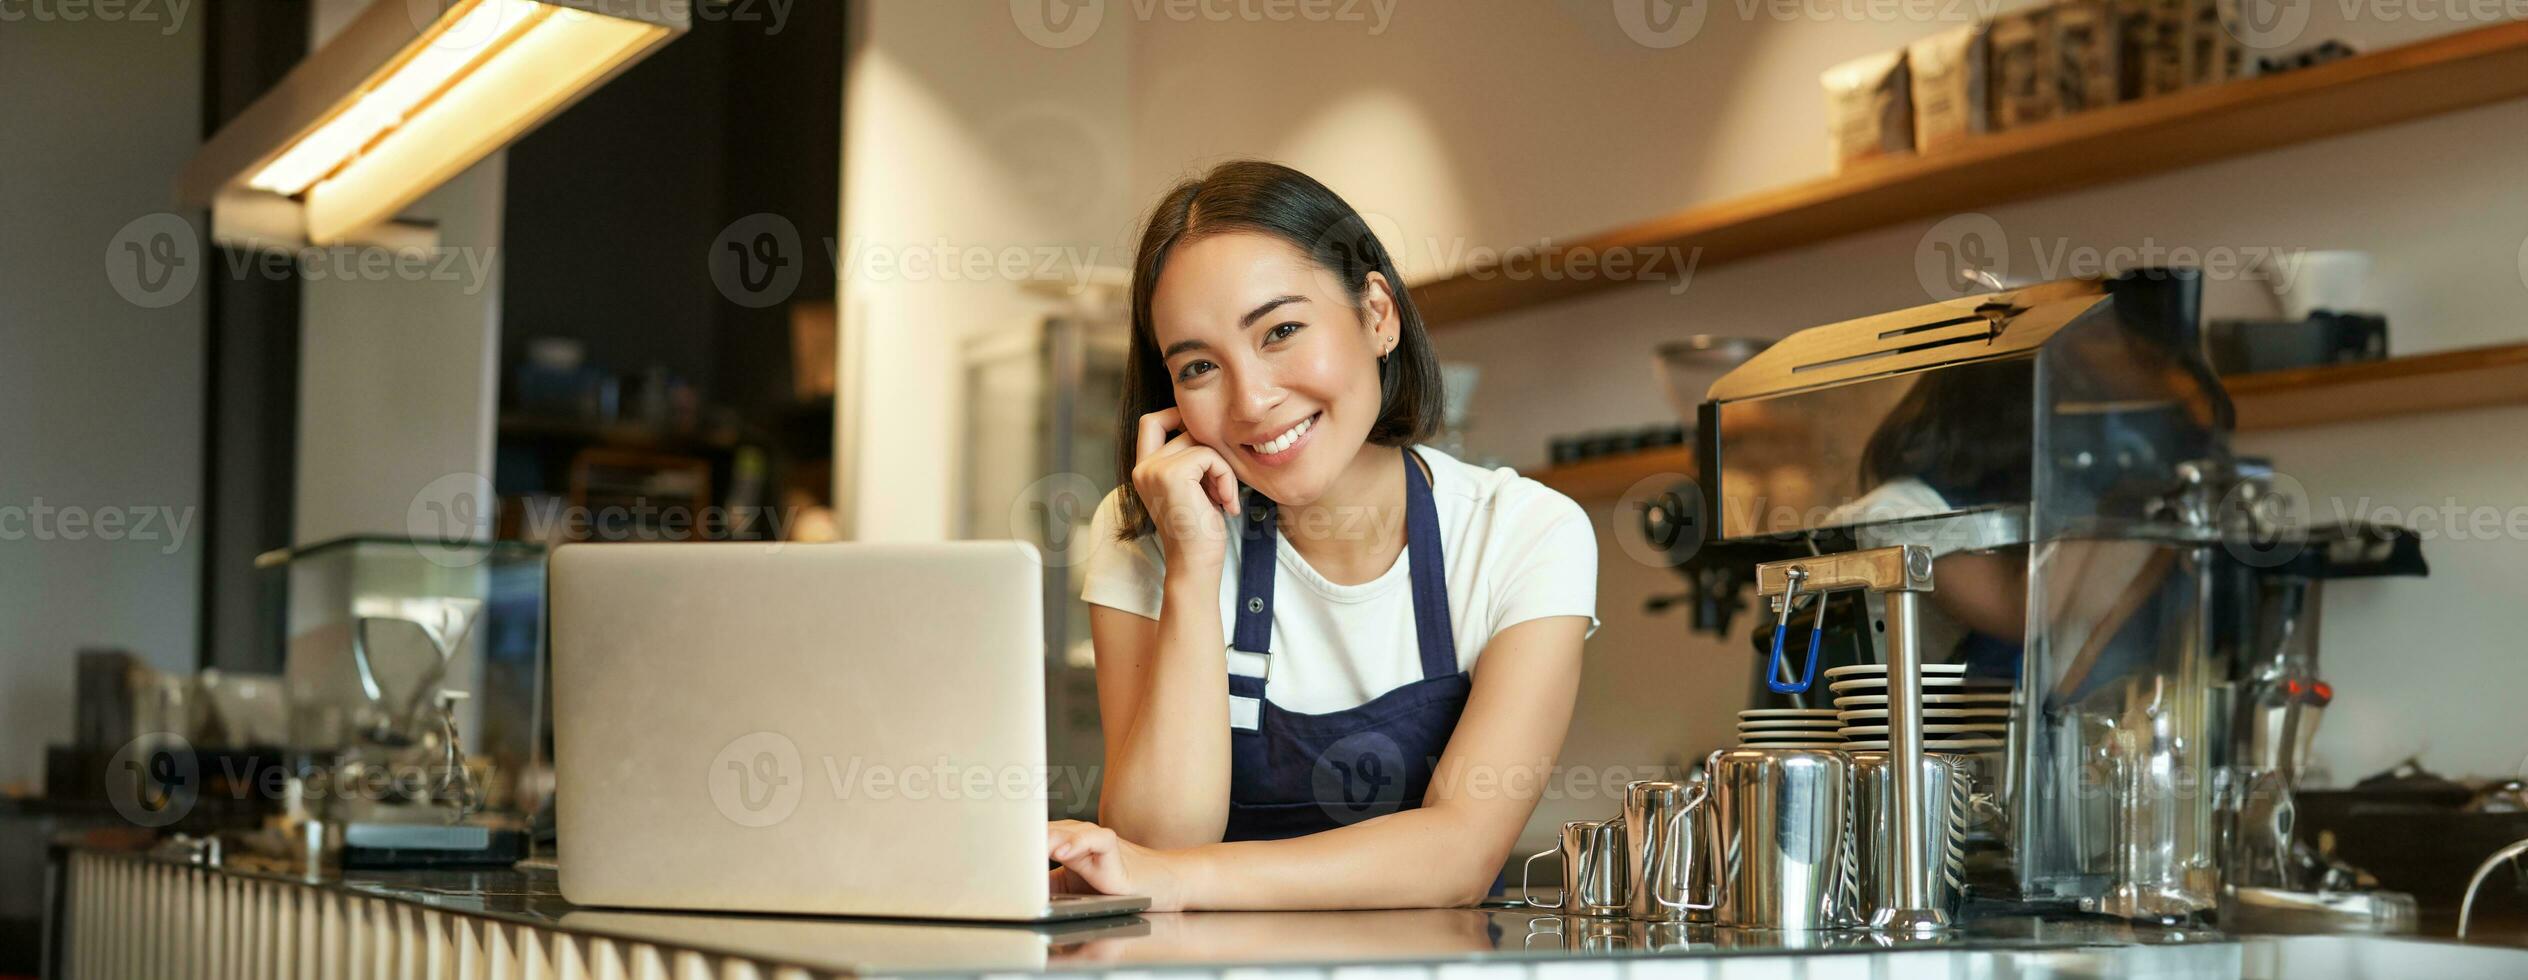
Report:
1143,433,1238,518
1153,428,1200,461
1202,450,1239,513
1133,408,1185,464
1046,821,1128,897
1046,820,1184,911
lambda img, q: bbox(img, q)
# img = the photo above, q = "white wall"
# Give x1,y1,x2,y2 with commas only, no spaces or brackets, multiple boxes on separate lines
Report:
291,158,507,546
835,1,1137,540
845,4,2528,849
291,0,506,547
0,9,207,787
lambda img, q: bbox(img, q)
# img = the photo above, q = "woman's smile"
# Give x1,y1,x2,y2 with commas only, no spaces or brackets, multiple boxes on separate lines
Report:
1240,411,1320,466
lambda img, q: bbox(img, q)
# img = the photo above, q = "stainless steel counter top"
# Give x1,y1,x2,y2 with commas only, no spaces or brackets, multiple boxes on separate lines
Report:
60,845,2528,978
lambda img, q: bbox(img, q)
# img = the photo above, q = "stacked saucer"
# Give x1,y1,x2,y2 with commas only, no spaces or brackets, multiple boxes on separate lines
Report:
1736,708,1843,748
1824,664,2012,752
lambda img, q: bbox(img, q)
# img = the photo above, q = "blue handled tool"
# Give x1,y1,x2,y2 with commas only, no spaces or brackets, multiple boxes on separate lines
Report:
1766,567,1828,694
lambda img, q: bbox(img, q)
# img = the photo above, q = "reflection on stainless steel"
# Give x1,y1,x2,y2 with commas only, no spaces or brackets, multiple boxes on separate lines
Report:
1625,779,1702,922
1850,750,1969,918
1055,908,1496,965
1689,747,1855,930
2228,885,2417,936
1757,545,1947,933
2458,837,2528,941
1523,818,1628,916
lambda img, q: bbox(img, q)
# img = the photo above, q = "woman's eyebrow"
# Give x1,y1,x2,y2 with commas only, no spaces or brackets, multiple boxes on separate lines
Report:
1239,294,1307,328
1161,296,1311,358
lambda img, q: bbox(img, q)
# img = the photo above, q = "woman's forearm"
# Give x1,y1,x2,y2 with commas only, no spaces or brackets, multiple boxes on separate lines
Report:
1098,568,1234,848
1173,804,1514,910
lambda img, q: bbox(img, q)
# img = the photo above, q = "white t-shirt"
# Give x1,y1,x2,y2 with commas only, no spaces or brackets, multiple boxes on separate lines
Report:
1081,444,1600,716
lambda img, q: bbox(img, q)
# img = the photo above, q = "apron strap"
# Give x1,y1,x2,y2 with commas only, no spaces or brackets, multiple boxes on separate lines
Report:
1228,488,1277,709
1400,446,1460,681
1226,446,1461,698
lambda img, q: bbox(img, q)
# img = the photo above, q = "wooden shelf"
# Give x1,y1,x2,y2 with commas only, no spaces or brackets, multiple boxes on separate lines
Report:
1411,20,2528,327
2227,340,2528,431
1527,342,2528,495
1531,447,1695,501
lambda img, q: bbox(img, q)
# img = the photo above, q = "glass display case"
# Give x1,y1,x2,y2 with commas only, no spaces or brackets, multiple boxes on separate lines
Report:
958,313,1129,819
1700,271,2243,920
257,535,548,824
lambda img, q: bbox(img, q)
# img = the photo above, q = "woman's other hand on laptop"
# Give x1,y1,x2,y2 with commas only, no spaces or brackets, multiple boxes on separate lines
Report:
1050,819,1186,911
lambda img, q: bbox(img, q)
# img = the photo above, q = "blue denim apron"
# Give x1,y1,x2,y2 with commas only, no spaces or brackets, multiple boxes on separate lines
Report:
1223,447,1474,842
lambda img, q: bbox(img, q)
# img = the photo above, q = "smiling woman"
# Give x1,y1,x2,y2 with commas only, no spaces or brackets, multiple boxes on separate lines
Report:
1050,161,1600,912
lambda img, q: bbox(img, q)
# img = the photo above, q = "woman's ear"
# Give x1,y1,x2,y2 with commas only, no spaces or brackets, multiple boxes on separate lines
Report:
1360,271,1400,356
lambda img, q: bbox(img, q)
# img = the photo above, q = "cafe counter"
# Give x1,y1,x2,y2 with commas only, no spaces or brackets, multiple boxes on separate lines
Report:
48,844,2528,979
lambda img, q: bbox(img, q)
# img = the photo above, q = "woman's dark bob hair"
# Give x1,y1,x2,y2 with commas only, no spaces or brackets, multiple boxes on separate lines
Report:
1113,160,1444,540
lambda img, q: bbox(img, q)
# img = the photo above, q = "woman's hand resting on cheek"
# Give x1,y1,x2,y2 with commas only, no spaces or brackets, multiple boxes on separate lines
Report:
1132,407,1239,577
1048,820,1191,912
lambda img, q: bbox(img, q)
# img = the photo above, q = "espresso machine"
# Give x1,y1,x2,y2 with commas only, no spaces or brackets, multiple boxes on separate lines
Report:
1663,269,2419,928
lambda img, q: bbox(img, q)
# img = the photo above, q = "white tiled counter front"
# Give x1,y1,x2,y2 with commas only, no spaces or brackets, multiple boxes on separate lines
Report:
53,847,2528,980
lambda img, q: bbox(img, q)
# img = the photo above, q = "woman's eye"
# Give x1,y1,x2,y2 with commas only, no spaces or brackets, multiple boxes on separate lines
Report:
1265,322,1304,344
1175,360,1216,383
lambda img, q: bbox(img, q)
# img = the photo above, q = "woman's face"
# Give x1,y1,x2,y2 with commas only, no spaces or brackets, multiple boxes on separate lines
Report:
1149,230,1397,506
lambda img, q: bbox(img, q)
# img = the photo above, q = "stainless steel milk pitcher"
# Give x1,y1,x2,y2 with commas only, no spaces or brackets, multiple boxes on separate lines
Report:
1663,747,1857,930
1523,817,1628,916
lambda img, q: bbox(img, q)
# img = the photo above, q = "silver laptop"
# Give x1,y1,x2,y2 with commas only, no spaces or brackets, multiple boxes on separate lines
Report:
550,541,1145,921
